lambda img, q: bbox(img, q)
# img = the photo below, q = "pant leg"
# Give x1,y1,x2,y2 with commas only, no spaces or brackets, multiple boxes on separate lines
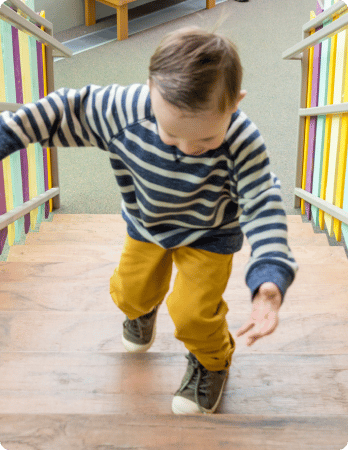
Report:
110,234,173,319
166,246,235,371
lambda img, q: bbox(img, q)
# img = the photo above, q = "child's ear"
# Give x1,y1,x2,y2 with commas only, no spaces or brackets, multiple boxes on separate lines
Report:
231,90,247,113
239,90,247,102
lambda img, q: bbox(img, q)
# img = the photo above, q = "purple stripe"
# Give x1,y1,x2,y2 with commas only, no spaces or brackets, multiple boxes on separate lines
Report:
12,27,23,104
305,1,323,219
12,26,30,233
43,149,50,218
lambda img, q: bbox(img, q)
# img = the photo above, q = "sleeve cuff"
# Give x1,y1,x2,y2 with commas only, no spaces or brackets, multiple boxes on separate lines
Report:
246,261,295,304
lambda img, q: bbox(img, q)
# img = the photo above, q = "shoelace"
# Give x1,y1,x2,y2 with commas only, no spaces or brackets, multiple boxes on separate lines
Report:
180,353,214,412
123,309,155,339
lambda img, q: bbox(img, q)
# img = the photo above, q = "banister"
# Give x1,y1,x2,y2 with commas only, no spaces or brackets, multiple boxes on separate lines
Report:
294,188,348,226
0,3,73,58
0,102,23,113
302,0,346,32
0,188,60,231
282,11,348,60
2,0,53,32
299,102,348,116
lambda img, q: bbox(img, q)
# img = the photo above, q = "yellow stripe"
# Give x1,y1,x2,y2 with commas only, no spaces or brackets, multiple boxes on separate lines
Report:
324,9,348,237
333,20,348,240
301,11,316,214
40,10,53,212
0,24,16,244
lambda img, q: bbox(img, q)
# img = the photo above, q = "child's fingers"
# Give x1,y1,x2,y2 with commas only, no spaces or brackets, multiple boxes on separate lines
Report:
246,317,278,345
236,320,255,337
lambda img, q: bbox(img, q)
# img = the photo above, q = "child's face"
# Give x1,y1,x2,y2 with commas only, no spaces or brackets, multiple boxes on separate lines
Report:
150,84,245,156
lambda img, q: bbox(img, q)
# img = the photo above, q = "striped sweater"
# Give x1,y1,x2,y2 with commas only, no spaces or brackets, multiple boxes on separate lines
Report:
0,83,298,298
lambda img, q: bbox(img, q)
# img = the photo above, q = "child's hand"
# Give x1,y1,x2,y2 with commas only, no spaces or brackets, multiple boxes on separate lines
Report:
236,282,282,346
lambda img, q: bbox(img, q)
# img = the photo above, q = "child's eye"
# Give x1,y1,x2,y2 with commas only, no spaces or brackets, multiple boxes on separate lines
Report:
201,137,215,142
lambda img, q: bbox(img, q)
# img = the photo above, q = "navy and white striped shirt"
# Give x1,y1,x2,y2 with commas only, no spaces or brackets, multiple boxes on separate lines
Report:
0,83,298,298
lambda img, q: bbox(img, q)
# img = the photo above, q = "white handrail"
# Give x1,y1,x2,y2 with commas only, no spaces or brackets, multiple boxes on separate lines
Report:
294,188,348,226
0,188,60,231
299,102,348,116
0,3,72,58
3,0,53,32
0,102,23,113
302,0,347,32
282,12,348,60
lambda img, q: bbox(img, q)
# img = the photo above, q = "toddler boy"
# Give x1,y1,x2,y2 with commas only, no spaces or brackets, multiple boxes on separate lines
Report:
0,27,297,414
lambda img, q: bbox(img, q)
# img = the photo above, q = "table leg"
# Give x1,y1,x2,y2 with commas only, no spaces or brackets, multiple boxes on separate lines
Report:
85,0,96,26
116,4,128,40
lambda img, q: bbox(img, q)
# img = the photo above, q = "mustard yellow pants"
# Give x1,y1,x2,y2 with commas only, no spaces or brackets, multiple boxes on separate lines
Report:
110,234,235,371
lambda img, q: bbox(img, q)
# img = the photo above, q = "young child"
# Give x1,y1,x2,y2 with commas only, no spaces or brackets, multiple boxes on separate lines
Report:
0,27,297,415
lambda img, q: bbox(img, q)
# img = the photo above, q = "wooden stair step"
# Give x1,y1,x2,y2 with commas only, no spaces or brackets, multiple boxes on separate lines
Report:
52,213,305,223
44,216,311,236
25,231,348,264
1,260,348,304
14,233,348,264
27,222,324,242
38,220,127,233
0,352,347,415
1,413,346,450
1,265,347,314
1,309,348,355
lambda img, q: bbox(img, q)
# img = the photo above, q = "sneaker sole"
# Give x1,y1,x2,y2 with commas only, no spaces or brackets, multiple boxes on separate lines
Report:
171,373,228,415
122,317,157,353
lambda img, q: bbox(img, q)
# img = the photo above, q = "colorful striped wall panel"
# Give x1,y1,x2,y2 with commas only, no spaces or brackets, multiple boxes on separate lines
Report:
301,0,348,248
305,3,323,220
324,6,348,237
0,0,52,255
311,0,334,225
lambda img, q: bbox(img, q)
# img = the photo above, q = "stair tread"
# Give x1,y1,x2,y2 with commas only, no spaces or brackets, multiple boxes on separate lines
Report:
0,255,348,285
0,352,347,415
27,221,328,241
1,269,347,313
19,232,348,264
52,213,304,222
1,413,346,450
1,309,347,355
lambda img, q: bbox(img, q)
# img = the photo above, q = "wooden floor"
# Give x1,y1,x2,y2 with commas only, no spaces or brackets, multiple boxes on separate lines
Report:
1,214,348,449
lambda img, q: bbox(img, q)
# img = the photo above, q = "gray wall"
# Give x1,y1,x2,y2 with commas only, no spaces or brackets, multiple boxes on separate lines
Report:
34,0,154,34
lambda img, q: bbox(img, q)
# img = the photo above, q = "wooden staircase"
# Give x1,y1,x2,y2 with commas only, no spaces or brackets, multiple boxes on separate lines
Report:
1,214,348,449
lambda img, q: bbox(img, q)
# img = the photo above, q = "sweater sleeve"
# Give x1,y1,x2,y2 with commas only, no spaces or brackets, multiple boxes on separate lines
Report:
0,84,131,160
227,110,298,301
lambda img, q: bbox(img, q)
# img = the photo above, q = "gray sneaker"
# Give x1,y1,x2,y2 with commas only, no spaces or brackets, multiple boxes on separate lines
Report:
172,352,228,414
122,305,159,353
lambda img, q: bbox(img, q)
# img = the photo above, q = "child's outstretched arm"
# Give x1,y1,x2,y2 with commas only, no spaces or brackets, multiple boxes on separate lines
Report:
0,84,129,160
226,110,298,344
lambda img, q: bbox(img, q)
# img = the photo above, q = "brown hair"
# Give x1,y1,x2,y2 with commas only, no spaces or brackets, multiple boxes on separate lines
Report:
148,27,243,113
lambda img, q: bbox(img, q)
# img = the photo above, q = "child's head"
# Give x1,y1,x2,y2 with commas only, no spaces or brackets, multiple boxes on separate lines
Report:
148,27,243,113
148,27,246,156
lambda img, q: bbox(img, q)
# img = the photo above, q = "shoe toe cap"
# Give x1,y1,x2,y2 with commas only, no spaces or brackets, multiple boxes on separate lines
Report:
172,395,201,415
